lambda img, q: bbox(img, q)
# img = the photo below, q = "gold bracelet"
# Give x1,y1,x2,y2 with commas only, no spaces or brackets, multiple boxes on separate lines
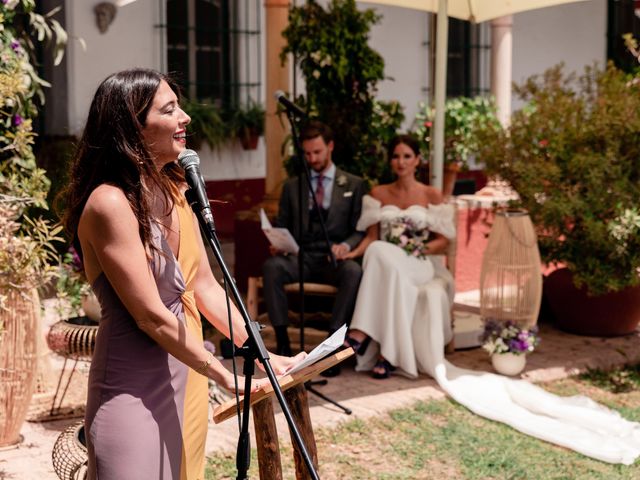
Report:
195,352,213,376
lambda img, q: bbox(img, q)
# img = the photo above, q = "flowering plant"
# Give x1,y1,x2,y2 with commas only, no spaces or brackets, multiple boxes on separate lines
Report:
413,96,499,169
55,246,91,317
385,217,431,260
480,319,540,356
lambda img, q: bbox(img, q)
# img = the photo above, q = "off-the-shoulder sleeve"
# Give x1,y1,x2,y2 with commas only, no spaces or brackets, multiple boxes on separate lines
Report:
425,203,456,239
356,194,381,231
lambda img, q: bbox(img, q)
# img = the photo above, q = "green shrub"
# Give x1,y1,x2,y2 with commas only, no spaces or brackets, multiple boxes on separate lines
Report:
281,0,404,184
479,64,640,295
413,95,499,169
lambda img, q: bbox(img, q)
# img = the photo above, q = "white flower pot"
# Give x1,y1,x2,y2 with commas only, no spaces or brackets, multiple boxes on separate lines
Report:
81,291,101,322
491,352,526,376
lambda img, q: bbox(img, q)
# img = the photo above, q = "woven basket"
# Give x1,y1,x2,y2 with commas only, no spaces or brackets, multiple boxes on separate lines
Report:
0,289,39,447
51,420,88,480
47,317,99,361
480,209,542,327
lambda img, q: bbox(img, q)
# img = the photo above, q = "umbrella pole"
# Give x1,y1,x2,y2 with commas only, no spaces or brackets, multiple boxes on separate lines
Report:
431,0,448,192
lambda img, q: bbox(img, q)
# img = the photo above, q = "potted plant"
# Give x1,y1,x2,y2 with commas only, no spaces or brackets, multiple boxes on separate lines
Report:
0,0,67,446
478,64,640,336
180,99,228,151
281,0,405,183
480,319,540,376
230,100,265,150
55,246,101,321
413,96,499,195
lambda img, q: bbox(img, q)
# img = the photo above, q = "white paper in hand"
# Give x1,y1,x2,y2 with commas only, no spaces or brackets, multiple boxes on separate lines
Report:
286,324,347,375
260,209,299,254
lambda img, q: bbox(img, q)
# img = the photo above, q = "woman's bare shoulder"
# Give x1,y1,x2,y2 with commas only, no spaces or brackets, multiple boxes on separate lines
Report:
422,184,444,205
85,184,130,215
82,184,138,231
370,184,389,201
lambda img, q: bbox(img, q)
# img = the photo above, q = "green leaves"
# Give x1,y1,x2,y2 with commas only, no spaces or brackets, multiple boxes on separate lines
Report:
0,0,68,296
480,64,640,295
282,0,403,182
413,96,500,169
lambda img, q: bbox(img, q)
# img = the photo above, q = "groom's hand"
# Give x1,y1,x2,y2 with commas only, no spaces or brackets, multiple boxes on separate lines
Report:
331,243,350,260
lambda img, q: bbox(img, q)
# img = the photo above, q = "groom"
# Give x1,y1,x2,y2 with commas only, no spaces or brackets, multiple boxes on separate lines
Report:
262,121,365,364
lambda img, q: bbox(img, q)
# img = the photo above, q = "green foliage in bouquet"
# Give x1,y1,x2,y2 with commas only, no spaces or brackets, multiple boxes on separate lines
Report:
281,0,404,184
478,64,640,295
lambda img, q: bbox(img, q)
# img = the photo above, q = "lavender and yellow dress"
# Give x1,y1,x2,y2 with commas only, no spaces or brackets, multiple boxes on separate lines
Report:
85,195,209,479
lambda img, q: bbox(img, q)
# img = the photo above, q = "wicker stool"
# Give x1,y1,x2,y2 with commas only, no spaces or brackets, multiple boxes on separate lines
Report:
51,420,88,480
46,317,99,415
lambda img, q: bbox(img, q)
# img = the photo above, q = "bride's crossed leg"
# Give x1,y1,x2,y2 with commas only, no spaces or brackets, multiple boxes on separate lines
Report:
346,240,435,378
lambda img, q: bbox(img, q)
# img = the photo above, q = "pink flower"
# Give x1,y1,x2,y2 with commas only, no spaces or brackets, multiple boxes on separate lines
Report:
538,139,549,147
424,121,433,128
399,235,408,246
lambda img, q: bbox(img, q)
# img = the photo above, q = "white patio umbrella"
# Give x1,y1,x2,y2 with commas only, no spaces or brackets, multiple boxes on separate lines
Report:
357,0,589,190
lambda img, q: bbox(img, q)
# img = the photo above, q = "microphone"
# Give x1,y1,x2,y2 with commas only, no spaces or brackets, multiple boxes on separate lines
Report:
177,149,215,230
274,90,306,118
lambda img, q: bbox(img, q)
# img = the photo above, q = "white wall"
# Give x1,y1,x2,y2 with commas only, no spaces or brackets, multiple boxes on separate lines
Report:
199,140,266,181
364,4,431,131
65,0,163,135
62,0,266,181
511,0,606,110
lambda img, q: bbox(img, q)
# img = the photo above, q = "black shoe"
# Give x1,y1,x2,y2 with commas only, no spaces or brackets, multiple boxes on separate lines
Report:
320,365,341,378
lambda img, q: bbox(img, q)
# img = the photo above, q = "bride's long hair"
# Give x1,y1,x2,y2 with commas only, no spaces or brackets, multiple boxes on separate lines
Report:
387,134,421,160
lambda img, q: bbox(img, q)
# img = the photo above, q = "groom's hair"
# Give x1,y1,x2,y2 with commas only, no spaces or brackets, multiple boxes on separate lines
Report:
301,120,334,145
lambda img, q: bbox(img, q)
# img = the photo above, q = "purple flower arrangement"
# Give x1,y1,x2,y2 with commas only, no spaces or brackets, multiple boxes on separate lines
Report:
385,217,431,260
480,319,540,356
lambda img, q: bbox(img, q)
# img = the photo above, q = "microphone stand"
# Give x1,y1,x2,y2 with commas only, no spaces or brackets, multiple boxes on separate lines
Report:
285,108,352,415
184,190,320,480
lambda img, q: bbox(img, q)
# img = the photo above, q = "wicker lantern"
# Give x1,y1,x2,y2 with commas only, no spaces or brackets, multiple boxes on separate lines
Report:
0,289,39,447
51,420,88,480
480,209,542,327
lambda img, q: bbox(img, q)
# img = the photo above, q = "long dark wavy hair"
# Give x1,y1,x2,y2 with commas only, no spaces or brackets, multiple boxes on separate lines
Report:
62,68,185,253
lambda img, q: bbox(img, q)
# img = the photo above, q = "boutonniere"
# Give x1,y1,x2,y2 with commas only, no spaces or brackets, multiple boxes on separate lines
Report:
336,175,347,187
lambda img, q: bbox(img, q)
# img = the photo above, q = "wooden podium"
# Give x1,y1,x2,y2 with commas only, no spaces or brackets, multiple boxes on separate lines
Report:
213,348,354,479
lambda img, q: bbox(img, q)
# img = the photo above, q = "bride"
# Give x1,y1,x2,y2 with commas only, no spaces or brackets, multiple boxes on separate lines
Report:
343,134,640,465
344,134,455,379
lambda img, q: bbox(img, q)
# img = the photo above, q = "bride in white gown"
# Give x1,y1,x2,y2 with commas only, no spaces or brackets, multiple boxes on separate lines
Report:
344,135,640,465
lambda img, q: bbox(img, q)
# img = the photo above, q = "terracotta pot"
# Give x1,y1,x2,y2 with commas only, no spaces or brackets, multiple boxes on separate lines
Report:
442,162,460,198
544,267,640,336
491,352,526,376
239,128,260,150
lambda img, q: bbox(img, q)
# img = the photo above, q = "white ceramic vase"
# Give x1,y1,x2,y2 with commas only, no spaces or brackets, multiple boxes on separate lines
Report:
491,352,526,376
81,290,101,322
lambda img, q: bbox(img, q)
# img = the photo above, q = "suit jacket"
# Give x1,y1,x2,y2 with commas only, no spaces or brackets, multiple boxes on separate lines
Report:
275,167,366,252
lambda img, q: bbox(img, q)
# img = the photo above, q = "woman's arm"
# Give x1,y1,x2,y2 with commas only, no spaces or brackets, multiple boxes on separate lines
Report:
343,223,379,259
425,233,449,255
190,211,305,374
79,185,265,392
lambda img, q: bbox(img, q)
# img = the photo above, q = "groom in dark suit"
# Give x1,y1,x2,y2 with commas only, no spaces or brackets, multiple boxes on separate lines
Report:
263,121,365,360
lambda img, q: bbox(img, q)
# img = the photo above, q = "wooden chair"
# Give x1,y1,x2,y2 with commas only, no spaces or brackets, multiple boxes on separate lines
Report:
246,201,460,351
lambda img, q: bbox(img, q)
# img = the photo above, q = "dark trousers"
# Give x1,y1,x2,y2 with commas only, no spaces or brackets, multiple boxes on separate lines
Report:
262,252,363,333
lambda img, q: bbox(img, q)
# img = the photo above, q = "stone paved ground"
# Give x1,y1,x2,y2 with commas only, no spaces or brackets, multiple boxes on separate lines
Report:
2,320,640,480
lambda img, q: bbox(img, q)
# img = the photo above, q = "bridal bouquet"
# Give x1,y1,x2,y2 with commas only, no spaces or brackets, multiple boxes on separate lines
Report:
480,319,540,356
386,217,431,260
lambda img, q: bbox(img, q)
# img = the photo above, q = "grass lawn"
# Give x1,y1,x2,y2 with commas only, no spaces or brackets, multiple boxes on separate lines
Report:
205,365,640,479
